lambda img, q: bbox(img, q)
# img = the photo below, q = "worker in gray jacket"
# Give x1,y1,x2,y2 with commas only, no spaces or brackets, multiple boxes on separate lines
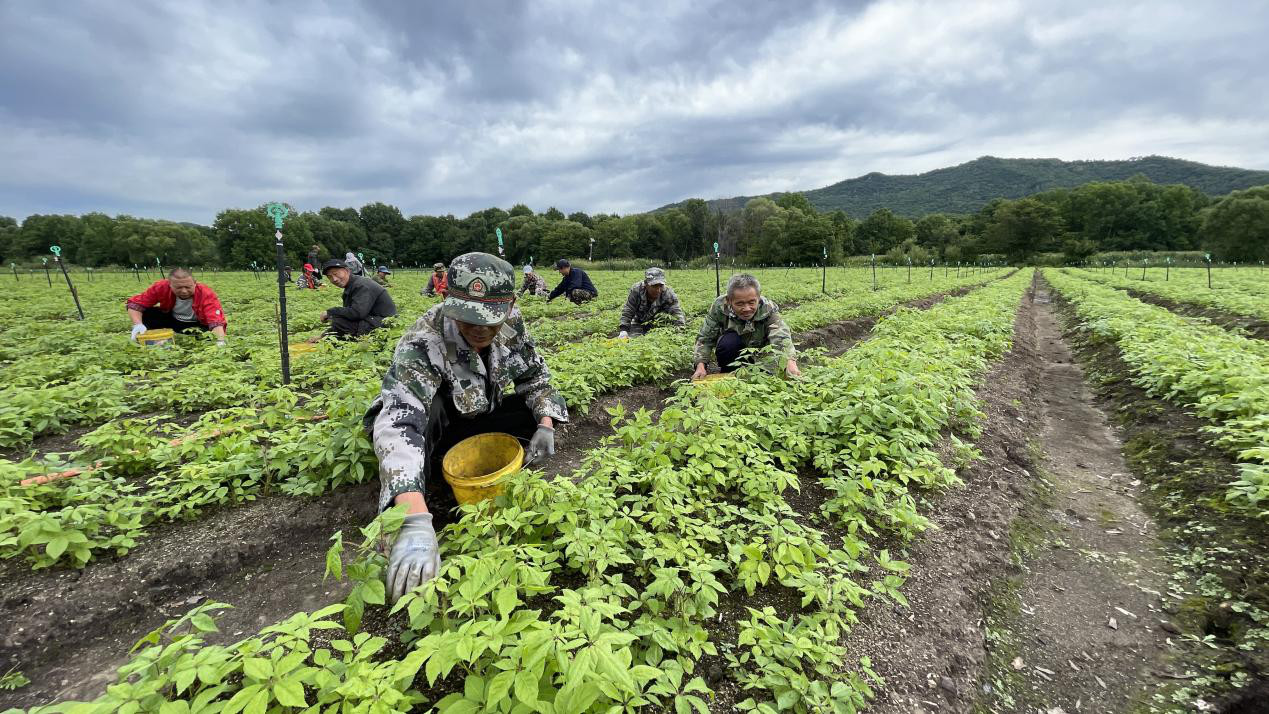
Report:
618,267,686,338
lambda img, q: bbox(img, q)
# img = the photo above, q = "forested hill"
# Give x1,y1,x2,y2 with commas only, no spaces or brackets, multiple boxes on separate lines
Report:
662,156,1269,217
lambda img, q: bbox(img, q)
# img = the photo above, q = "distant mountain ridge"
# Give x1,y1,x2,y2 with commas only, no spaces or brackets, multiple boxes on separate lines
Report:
659,156,1269,218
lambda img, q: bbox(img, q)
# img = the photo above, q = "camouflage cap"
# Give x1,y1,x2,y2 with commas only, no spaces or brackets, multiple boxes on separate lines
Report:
442,252,517,326
433,262,446,271
644,267,667,286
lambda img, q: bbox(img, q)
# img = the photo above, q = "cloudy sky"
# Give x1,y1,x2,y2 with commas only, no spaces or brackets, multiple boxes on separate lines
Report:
2,0,1267,224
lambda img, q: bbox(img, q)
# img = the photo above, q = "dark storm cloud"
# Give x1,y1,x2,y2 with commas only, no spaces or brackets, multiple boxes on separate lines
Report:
1,0,1267,223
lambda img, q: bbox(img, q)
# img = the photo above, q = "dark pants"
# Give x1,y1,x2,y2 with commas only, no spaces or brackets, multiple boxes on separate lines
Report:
325,315,384,340
568,289,597,305
716,330,764,373
140,306,206,334
423,392,538,529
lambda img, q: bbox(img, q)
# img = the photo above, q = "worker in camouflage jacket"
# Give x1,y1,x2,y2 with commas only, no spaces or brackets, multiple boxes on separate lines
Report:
692,273,800,379
618,267,686,338
365,252,569,602
520,265,549,297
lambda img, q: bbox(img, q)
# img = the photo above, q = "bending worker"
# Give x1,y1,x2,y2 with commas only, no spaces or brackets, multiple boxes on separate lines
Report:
692,273,800,379
423,262,448,297
547,259,598,305
367,252,568,602
126,268,227,345
372,266,393,288
520,265,548,297
618,267,685,338
317,257,398,339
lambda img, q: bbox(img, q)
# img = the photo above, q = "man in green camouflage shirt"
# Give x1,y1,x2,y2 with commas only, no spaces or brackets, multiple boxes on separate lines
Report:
617,267,686,338
365,252,569,602
692,273,800,379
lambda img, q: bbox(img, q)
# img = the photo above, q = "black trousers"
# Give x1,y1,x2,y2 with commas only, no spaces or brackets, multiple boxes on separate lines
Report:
423,392,538,529
325,315,384,340
716,330,765,373
140,306,206,334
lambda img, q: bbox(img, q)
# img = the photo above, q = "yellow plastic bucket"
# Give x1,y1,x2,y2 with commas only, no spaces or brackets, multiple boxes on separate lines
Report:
289,343,317,356
139,328,174,347
442,432,524,506
693,373,735,383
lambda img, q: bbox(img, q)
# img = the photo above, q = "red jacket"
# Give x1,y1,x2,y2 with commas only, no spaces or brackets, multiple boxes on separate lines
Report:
126,280,228,329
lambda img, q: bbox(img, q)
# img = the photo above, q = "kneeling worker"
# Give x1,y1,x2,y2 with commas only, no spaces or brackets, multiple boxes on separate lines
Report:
367,252,569,602
126,268,228,345
618,266,686,338
547,259,598,305
691,274,800,379
318,257,398,338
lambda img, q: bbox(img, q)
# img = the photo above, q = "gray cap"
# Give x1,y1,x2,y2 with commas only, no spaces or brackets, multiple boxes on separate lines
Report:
644,267,667,286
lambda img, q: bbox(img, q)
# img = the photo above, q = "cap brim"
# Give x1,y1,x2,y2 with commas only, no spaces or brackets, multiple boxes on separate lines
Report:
441,296,513,326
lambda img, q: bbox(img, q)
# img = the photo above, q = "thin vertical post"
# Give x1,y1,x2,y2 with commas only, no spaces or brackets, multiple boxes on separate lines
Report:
267,203,292,385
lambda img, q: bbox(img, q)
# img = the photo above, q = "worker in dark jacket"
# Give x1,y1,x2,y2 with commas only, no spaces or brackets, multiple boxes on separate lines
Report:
547,259,598,305
316,258,398,340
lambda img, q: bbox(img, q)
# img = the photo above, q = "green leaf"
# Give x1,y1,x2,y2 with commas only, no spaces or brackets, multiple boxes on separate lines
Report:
242,657,272,681
361,578,386,606
190,614,218,633
46,536,69,560
494,586,518,618
272,677,307,707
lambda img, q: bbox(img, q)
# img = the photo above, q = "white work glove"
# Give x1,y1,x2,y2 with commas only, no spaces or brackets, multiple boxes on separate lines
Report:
130,323,148,341
386,513,441,603
215,340,227,347
617,331,629,339
524,424,555,466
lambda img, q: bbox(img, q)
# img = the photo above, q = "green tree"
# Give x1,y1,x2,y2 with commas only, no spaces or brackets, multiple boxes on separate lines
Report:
593,215,636,259
358,202,405,261
983,197,1062,263
17,214,83,260
855,208,915,255
914,214,959,258
542,206,566,222
1201,186,1269,262
539,220,591,261
509,203,534,218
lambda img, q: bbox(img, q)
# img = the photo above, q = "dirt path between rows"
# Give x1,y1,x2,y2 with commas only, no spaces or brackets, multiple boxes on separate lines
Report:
845,280,1177,713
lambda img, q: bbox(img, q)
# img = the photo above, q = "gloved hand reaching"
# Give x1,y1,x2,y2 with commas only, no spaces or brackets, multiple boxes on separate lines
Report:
130,323,148,341
617,331,629,339
386,513,441,603
524,424,555,466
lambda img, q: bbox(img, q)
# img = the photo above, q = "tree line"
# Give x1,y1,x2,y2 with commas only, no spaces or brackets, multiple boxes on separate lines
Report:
1,176,1265,269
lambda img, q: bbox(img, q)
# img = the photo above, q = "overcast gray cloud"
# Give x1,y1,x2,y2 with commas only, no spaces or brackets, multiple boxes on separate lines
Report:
2,0,1267,223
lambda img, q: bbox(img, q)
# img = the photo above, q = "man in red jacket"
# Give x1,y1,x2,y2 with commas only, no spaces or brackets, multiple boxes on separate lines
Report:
126,268,228,345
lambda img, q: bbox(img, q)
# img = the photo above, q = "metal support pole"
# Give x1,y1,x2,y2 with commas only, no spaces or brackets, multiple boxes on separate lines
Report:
267,203,292,385
51,247,84,320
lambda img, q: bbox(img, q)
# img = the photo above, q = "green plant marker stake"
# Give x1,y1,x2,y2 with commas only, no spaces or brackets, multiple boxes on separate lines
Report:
50,246,84,320
1166,255,1170,281
10,262,17,282
871,254,877,291
906,255,912,284
267,203,292,385
1205,252,1212,289
496,227,505,257
930,258,935,281
822,246,828,294
1141,259,1147,281
42,257,51,287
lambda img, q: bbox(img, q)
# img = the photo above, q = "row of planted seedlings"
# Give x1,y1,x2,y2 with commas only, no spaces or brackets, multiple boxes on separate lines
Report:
0,268,824,448
0,269,1010,570
21,270,1032,713
1045,269,1269,515
1071,267,1269,323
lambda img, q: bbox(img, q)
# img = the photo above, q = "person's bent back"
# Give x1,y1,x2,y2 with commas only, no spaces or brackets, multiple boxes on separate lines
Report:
319,258,397,339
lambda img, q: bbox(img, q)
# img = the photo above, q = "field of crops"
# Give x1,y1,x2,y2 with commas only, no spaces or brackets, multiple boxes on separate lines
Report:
4,260,1268,713
0,263,1018,710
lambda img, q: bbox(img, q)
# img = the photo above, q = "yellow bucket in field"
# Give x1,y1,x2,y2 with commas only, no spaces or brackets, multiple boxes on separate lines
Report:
139,328,174,347
693,373,735,384
289,343,317,356
442,433,524,506
693,372,737,396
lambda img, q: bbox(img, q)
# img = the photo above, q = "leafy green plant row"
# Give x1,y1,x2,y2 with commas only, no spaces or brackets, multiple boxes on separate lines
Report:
1047,269,1269,516
22,271,1031,714
1073,267,1269,322
0,269,1003,570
